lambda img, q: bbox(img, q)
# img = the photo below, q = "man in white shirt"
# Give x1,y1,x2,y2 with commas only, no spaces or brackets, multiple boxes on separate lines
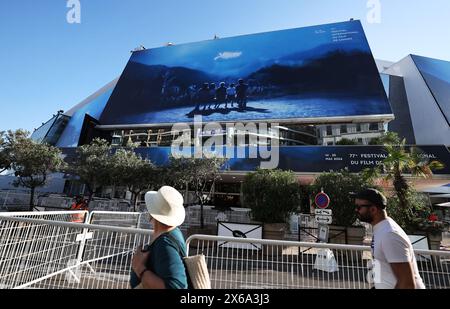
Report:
354,188,426,289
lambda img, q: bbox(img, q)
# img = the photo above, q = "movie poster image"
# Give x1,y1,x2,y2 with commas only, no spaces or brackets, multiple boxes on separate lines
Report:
100,21,392,126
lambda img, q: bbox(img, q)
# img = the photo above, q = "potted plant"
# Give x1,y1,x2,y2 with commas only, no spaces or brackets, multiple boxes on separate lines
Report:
388,190,448,250
242,169,301,240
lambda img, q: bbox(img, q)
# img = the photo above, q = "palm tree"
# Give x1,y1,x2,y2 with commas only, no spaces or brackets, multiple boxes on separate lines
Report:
378,133,444,210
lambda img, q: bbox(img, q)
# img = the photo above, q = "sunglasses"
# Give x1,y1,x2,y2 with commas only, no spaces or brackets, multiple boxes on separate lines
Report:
355,204,373,210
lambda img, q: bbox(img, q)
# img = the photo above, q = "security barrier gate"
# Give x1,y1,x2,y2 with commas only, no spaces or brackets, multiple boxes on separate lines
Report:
1,213,449,289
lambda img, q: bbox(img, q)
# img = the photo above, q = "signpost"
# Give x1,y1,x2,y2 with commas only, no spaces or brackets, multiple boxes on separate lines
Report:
315,192,331,209
315,209,332,216
313,191,338,272
315,215,333,225
315,191,332,242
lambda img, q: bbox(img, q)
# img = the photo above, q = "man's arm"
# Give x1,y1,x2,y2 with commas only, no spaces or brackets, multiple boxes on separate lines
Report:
390,262,416,289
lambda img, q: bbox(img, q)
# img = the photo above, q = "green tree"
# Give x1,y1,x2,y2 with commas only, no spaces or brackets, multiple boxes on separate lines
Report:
110,148,163,212
312,169,377,227
1,130,29,174
0,131,11,173
8,131,66,210
68,138,112,205
242,169,301,224
369,132,401,145
168,154,226,229
366,132,445,233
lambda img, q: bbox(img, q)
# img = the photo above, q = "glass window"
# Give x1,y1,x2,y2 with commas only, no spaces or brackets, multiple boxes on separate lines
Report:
57,88,114,147
44,114,70,145
31,116,57,143
340,125,348,134
369,123,379,131
326,126,333,136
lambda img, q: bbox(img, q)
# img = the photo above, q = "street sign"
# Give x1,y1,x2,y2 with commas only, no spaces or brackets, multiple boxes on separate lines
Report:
315,192,331,209
315,209,333,216
315,215,333,225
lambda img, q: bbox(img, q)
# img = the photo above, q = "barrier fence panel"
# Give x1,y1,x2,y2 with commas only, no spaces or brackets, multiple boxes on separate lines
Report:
186,235,450,289
186,235,371,289
88,211,143,228
415,249,450,289
0,216,152,289
1,214,449,289
0,191,35,212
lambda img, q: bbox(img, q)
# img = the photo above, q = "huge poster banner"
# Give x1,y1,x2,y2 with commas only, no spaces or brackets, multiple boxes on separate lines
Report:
100,21,392,126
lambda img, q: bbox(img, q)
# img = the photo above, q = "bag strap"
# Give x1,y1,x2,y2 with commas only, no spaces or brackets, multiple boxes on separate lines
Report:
165,233,186,258
165,233,194,289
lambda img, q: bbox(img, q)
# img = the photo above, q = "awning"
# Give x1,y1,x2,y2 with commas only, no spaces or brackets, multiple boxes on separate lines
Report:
422,184,450,194
435,202,450,208
430,194,450,198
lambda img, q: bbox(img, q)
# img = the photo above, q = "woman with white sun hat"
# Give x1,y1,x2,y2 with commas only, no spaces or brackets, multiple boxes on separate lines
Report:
130,186,188,289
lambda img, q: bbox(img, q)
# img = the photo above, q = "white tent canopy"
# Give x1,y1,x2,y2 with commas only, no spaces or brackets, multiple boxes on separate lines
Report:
435,202,450,208
422,184,450,194
430,194,450,198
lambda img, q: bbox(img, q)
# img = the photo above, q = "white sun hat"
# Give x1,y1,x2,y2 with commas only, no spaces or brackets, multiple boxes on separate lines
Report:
145,186,185,227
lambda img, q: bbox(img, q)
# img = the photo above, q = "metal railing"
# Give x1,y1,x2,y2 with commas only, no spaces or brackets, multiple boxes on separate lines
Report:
186,235,372,289
88,211,143,228
1,214,449,289
186,235,450,289
0,191,35,212
0,216,151,289
0,211,89,223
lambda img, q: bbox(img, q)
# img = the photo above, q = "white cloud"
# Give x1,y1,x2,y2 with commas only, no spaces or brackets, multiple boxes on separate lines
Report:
214,51,242,61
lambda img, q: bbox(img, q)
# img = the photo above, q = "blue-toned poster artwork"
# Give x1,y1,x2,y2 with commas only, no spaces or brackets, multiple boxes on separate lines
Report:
129,146,450,175
412,55,450,125
100,21,392,126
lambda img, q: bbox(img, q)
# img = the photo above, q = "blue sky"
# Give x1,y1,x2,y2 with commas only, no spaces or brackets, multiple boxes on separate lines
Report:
1,0,450,133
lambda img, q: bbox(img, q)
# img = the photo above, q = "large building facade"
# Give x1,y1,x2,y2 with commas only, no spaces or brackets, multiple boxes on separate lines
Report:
24,20,450,205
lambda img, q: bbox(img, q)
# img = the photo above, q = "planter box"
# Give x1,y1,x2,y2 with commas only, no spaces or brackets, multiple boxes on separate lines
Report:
263,223,286,240
412,232,443,251
346,226,366,246
328,225,366,246
428,233,443,251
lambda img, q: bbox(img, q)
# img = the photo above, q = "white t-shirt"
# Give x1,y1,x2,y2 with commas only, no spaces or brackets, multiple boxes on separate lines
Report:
372,218,425,289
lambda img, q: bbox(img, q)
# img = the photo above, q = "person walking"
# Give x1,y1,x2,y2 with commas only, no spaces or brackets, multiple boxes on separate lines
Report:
130,186,188,289
354,188,425,289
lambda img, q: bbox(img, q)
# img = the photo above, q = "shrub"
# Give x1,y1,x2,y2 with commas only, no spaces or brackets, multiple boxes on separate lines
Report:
312,169,377,227
242,169,301,224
